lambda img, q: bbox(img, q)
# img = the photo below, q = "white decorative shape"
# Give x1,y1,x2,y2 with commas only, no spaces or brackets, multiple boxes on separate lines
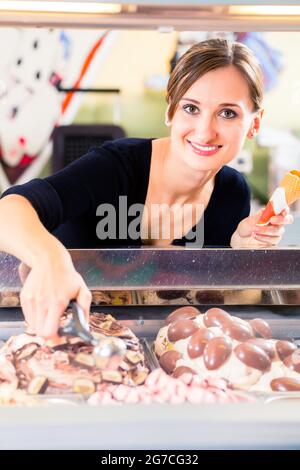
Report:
270,187,288,215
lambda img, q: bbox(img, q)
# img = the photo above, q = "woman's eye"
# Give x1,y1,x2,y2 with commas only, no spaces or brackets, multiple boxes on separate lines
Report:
219,109,237,119
183,104,199,115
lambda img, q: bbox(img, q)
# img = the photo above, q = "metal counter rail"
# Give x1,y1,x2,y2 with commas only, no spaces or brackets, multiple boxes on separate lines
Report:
0,248,299,306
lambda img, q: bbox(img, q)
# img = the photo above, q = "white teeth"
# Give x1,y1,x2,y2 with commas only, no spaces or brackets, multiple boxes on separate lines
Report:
190,142,220,151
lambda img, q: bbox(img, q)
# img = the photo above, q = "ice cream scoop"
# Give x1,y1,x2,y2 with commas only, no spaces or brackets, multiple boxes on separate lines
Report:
58,301,126,369
257,169,300,226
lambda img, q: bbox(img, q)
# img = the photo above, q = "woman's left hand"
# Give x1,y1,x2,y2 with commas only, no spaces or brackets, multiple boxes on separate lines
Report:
231,208,294,248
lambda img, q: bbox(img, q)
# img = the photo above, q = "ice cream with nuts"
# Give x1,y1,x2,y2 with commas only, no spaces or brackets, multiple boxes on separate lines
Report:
0,312,149,397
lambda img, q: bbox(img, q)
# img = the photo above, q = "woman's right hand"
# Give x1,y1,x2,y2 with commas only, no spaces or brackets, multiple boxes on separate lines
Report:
19,250,92,339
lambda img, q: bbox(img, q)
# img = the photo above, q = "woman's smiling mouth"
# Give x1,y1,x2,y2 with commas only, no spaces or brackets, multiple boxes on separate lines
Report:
188,140,223,156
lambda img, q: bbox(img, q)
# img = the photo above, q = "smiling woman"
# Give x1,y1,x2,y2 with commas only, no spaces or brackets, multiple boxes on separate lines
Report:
166,39,263,175
168,65,261,173
0,38,294,338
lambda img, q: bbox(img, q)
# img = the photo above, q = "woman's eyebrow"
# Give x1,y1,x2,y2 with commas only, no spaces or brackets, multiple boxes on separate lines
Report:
219,102,241,108
181,98,200,104
181,97,241,108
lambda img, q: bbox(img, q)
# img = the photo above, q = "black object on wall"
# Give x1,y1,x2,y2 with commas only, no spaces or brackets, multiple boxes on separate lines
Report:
52,124,126,173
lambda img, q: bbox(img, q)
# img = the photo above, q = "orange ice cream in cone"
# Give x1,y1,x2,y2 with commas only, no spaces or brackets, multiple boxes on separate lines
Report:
257,170,300,226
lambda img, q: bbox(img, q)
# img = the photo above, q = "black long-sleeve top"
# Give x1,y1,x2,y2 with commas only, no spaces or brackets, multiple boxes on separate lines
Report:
1,138,250,248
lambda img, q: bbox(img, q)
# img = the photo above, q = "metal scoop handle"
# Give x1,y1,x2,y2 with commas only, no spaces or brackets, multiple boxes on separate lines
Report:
58,301,127,370
58,300,98,346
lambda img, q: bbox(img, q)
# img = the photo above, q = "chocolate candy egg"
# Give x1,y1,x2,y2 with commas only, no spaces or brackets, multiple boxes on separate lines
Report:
246,338,276,360
172,366,196,378
165,306,199,326
203,308,231,328
271,377,300,392
187,328,215,359
249,318,272,339
276,340,297,361
203,337,232,370
159,350,182,374
224,319,254,341
167,319,199,342
283,350,300,373
234,343,271,371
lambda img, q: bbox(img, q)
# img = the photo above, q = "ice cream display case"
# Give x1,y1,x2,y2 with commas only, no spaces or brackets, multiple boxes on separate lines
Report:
0,248,300,449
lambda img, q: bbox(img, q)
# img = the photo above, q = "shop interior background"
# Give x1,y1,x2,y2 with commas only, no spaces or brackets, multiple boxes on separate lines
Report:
0,27,299,244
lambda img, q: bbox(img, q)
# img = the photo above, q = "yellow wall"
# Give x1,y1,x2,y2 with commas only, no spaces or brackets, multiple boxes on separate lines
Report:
77,30,300,138
76,30,178,137
84,30,177,99
262,32,300,130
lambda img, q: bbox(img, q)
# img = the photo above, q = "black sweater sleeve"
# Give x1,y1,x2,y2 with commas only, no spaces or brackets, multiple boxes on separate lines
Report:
1,146,118,232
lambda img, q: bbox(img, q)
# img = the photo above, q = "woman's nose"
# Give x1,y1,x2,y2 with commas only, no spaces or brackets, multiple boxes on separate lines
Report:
194,116,217,142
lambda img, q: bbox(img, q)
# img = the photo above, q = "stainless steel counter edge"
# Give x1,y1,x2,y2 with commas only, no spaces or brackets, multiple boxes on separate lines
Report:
1,249,300,306
1,247,300,288
0,402,300,449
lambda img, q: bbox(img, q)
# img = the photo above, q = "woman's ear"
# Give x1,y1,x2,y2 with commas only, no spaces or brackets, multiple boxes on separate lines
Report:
165,106,171,126
247,109,264,139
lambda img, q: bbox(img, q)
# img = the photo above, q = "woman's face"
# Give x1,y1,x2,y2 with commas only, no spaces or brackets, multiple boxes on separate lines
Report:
169,64,263,172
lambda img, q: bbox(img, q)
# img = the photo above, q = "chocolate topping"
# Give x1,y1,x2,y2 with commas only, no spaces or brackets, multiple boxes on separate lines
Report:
223,320,254,342
246,338,276,360
203,337,232,370
203,308,231,328
276,340,297,361
3,311,149,395
249,318,272,339
195,290,224,304
271,377,300,392
157,290,187,300
167,319,199,342
187,328,215,359
165,306,200,326
89,313,128,337
172,366,196,378
14,343,38,361
234,342,271,371
283,350,300,373
159,350,182,374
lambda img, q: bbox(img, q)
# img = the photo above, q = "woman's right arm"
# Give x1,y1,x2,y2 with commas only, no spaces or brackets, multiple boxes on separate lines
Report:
0,194,91,338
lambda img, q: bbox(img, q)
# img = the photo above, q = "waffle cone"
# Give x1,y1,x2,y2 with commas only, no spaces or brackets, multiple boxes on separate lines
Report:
279,170,300,206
